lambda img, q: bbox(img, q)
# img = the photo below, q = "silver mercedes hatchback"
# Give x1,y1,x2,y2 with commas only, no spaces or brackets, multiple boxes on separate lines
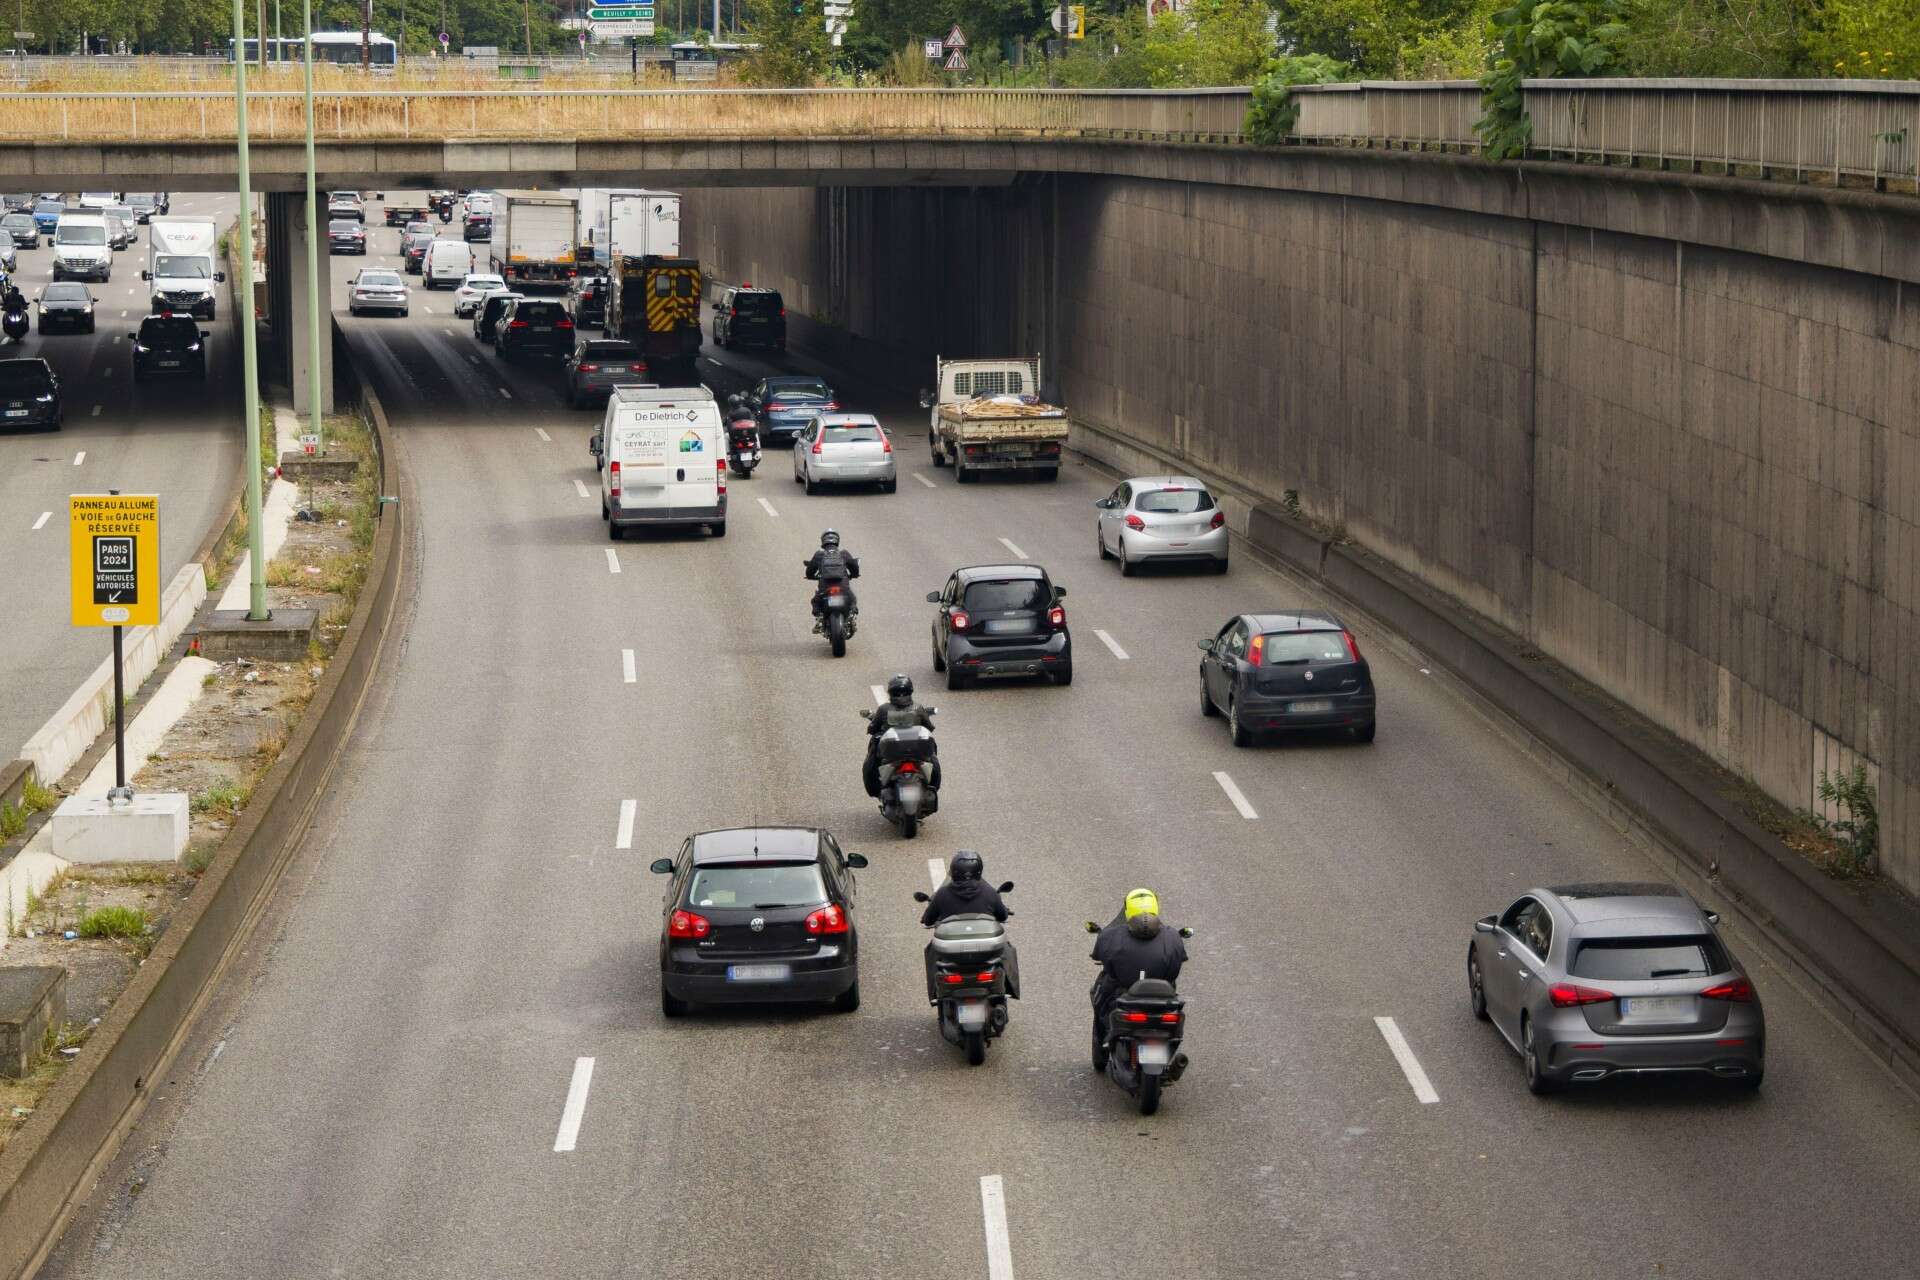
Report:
1468,883,1765,1094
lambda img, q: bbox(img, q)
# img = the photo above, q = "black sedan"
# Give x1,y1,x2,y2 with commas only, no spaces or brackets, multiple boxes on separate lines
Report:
36,282,96,334
327,219,367,255
1198,609,1376,745
747,375,840,447
462,213,492,244
130,313,210,382
2,213,37,250
0,358,62,430
928,563,1072,690
650,826,867,1017
564,337,646,409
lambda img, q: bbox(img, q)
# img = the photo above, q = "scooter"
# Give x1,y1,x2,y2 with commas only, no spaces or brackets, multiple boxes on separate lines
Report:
2,304,26,344
727,421,761,478
856,712,938,837
1086,920,1195,1115
810,573,857,657
915,883,1016,1065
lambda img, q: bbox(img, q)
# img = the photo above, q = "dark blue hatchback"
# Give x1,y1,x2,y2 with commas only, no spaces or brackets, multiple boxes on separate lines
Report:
1199,610,1377,745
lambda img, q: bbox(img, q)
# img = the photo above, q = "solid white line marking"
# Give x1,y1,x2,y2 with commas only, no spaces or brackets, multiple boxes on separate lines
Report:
498,387,512,399
553,1057,595,1153
913,473,937,489
870,685,887,705
604,548,621,574
980,1175,1015,1280
1374,1016,1440,1105
1212,771,1258,820
615,798,637,849
90,405,101,417
927,857,945,892
622,649,637,684
1093,629,1129,660
756,497,778,518
72,451,85,465
997,537,1028,560
572,478,591,498
31,511,51,531
534,427,551,442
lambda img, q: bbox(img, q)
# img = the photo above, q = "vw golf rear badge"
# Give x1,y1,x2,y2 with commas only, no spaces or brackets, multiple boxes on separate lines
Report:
750,917,765,932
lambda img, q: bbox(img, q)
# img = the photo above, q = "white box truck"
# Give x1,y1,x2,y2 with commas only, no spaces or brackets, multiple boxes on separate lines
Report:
144,216,224,319
593,384,727,540
489,190,578,289
578,189,681,265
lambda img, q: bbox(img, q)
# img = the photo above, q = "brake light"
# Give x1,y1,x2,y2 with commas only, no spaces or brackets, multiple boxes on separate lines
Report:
579,363,599,372
778,307,787,317
1249,633,1265,666
824,401,840,410
880,433,892,454
975,970,996,983
729,307,738,317
1160,1012,1181,1024
896,760,918,774
609,459,620,498
950,609,970,632
1548,983,1617,1008
1124,513,1146,532
557,316,574,329
1119,1011,1149,1023
811,438,823,455
804,904,849,935
668,909,711,939
1048,605,1065,628
1343,630,1362,661
1700,977,1756,1003
1210,510,1226,530
508,319,527,329
826,584,843,595
767,402,788,412
716,455,726,494
629,364,646,373
942,973,965,985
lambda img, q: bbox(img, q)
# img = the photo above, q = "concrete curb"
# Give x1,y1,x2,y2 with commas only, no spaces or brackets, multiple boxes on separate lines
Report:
0,320,410,1280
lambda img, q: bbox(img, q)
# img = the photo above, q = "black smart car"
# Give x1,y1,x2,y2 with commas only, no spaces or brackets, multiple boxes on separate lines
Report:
36,282,96,334
563,337,645,409
1198,610,1377,745
129,313,210,382
493,296,574,362
650,826,867,1017
0,358,61,430
928,564,1072,690
711,284,786,352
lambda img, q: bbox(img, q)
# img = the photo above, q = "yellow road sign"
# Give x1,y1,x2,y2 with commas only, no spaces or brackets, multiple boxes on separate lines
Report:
1069,5,1085,38
69,494,160,627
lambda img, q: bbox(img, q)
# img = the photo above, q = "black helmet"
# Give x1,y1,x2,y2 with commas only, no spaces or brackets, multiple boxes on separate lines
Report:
887,673,914,704
949,850,984,882
820,529,840,550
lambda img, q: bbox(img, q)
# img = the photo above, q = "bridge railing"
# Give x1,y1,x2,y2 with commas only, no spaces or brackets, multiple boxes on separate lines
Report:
0,81,1913,190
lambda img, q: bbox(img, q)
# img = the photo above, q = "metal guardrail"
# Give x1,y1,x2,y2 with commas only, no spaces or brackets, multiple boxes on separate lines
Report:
0,81,1913,190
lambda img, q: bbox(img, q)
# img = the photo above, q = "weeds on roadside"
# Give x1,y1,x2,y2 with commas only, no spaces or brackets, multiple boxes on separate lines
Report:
191,779,247,815
0,803,24,840
21,776,57,813
1802,765,1879,876
76,905,149,940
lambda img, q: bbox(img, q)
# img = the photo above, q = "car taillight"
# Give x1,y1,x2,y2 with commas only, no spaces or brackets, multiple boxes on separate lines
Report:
579,363,599,372
716,456,726,494
1048,605,1065,628
880,434,892,454
1548,983,1617,1008
767,402,787,412
1343,630,1362,661
1125,513,1146,531
1210,510,1226,530
1700,977,1756,1003
1249,634,1265,666
1159,1012,1181,1024
629,364,646,373
609,459,620,497
778,307,786,317
804,904,849,935
811,438,823,455
729,307,738,317
1119,1011,1149,1023
668,909,711,939
557,317,574,329
824,401,840,410
508,319,527,329
950,609,970,631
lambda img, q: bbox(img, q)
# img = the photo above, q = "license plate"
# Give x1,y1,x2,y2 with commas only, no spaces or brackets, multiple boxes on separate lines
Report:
4,409,26,417
532,326,551,332
726,963,790,982
956,999,989,1029
1137,1040,1172,1066
1291,699,1333,714
984,619,1033,634
157,360,179,368
1622,996,1688,1017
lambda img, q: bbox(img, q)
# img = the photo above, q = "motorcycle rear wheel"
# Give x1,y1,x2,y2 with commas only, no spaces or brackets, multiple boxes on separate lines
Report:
1138,1075,1162,1115
828,612,847,657
964,1030,987,1066
901,815,918,839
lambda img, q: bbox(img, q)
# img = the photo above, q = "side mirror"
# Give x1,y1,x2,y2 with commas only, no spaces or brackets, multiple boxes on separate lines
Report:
1473,914,1498,934
912,891,931,904
126,331,136,339
846,853,869,869
1083,921,1100,934
199,329,209,340
997,881,1014,893
917,390,932,409
1053,586,1067,600
1705,910,1721,926
215,271,226,283
1094,498,1111,509
1178,926,1195,939
924,591,941,604
648,857,674,875
140,269,150,281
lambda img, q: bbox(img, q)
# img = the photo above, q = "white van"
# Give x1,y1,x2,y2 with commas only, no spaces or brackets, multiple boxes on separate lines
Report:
424,238,473,290
596,385,726,539
52,211,113,282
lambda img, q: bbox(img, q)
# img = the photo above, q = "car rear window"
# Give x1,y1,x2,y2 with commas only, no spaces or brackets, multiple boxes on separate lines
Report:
359,272,402,287
329,220,358,233
687,862,827,909
1260,631,1349,663
769,380,830,400
1136,488,1215,514
138,317,199,346
1570,937,1724,981
515,302,565,321
821,425,882,443
583,341,638,359
964,579,1050,612
733,292,782,314
0,363,52,394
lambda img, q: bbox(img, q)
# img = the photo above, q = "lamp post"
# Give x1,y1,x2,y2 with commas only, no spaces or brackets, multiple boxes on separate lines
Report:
303,0,323,469
231,0,269,623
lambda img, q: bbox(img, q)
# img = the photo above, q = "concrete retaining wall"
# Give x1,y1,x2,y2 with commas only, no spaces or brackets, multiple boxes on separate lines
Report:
685,167,1920,897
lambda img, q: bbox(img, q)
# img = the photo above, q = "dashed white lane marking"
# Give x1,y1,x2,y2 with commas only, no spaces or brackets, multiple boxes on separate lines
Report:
927,857,945,892
443,327,454,337
1212,771,1258,820
119,309,128,318
1374,1016,1440,1105
1093,629,1129,660
90,405,101,417
533,427,551,442
572,478,591,498
31,511,51,531
756,497,778,518
101,366,113,376
913,473,937,489
997,537,1028,560
622,649,637,684
604,548,621,574
498,387,512,399
616,798,637,849
73,451,85,465
980,1175,1016,1280
870,685,887,705
552,1057,595,1153
467,354,480,365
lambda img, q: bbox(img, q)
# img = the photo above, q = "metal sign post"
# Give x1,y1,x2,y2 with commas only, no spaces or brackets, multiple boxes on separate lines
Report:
69,492,160,805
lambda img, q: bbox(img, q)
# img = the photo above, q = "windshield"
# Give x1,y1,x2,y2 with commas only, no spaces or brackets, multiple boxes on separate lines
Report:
1260,631,1349,664
0,363,52,394
1570,937,1724,981
43,284,88,302
33,202,61,217
154,255,211,279
964,579,1050,612
686,862,827,909
1136,488,1214,514
127,194,157,208
138,317,200,347
2,215,31,231
56,225,106,245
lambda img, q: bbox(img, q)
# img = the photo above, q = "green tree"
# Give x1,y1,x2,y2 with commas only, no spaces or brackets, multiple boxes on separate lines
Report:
1805,0,1920,78
1476,0,1629,158
1614,0,1811,76
1272,0,1486,76
1245,51,1356,143
737,0,832,84
1099,0,1277,87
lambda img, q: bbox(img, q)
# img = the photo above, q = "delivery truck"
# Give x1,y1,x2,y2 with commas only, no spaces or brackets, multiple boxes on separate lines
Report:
577,189,680,265
920,356,1070,482
144,215,224,319
489,190,578,289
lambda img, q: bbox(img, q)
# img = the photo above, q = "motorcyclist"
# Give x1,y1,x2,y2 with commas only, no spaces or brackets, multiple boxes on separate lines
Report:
803,529,859,632
864,673,937,798
921,849,1019,1000
1,279,25,341
724,394,759,459
1090,888,1188,1060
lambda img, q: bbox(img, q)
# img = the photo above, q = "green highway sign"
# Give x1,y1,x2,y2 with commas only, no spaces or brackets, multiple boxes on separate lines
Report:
587,5,654,18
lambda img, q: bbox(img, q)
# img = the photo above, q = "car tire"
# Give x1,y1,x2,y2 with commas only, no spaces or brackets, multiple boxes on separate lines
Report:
661,987,690,1018
1053,663,1073,687
710,521,726,539
1200,677,1218,717
932,639,946,672
608,522,623,542
1523,1018,1557,1095
955,459,973,484
1037,467,1058,482
833,979,861,1014
1468,948,1489,1020
1213,556,1230,575
930,434,945,467
1352,718,1377,744
1118,540,1136,577
348,306,359,317
946,667,968,691
881,479,896,494
600,497,608,519
805,475,819,495
399,309,408,317
86,320,95,334
1229,698,1253,748
1098,526,1113,560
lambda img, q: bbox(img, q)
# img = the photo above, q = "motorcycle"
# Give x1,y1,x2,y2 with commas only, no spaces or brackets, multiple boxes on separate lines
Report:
2,303,25,344
914,882,1016,1065
1086,920,1196,1115
855,710,938,838
809,569,857,657
727,420,761,479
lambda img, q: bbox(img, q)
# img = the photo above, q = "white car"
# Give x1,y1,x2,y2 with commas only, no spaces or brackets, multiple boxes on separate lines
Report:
453,272,506,317
347,268,409,317
792,413,897,494
1095,475,1230,575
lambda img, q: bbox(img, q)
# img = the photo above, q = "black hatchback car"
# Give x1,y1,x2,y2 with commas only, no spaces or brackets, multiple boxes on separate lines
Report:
494,296,574,361
711,284,786,352
462,213,492,244
129,314,210,382
650,826,867,1017
36,282,96,334
563,337,645,408
401,228,434,274
0,358,61,430
473,290,524,344
1198,610,1376,745
928,564,1072,690
2,212,37,249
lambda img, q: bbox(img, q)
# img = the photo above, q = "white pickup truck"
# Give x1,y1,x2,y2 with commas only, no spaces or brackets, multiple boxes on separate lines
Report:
918,356,1069,483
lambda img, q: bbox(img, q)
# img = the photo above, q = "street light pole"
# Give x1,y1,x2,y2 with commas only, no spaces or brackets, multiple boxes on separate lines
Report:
303,0,323,470
231,0,270,623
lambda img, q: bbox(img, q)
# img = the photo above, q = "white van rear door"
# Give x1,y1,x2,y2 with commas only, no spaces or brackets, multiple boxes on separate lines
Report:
610,404,718,511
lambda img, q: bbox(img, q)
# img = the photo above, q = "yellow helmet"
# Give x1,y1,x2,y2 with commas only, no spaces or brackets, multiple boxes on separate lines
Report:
1124,888,1160,920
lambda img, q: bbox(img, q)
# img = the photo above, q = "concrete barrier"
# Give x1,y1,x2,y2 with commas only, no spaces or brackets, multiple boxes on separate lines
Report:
0,323,410,1279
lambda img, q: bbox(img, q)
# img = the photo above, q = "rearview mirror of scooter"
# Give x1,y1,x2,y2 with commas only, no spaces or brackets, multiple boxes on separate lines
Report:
997,881,1014,893
1083,921,1099,934
913,891,931,904
1178,927,1195,939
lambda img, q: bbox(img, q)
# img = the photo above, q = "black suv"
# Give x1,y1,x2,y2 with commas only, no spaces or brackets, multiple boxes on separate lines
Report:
494,296,575,361
473,290,524,344
130,314,210,382
463,212,492,244
0,358,61,430
711,285,786,352
928,564,1072,690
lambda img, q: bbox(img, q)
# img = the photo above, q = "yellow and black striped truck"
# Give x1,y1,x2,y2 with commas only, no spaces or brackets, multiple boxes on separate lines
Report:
607,254,703,384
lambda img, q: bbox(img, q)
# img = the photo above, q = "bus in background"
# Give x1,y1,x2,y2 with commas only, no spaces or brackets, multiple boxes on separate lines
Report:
228,32,399,68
